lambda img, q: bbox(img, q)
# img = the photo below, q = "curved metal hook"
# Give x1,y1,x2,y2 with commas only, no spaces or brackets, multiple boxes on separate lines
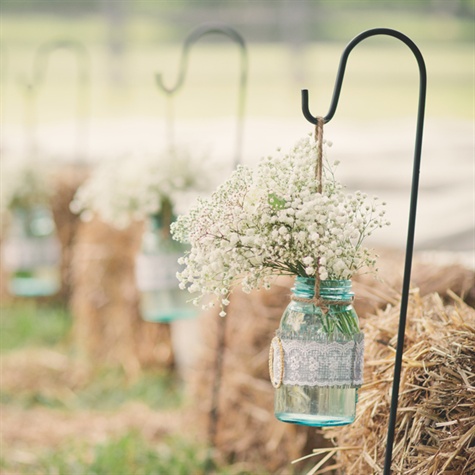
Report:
156,23,248,168
156,23,247,96
302,28,427,475
302,27,426,124
31,39,90,88
22,39,91,162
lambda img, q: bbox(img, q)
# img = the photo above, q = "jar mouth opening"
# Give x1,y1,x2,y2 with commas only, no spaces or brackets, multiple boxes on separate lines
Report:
293,276,353,299
295,276,352,286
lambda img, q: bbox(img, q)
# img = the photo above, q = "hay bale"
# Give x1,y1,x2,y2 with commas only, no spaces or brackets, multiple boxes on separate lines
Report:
50,164,90,302
70,217,174,376
352,249,475,318
190,276,332,474
321,292,475,474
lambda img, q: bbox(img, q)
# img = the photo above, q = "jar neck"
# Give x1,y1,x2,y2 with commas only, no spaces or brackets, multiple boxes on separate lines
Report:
292,276,353,301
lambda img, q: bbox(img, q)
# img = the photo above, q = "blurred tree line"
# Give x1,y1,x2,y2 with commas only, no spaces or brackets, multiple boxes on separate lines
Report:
1,0,473,47
2,0,473,28
2,0,473,14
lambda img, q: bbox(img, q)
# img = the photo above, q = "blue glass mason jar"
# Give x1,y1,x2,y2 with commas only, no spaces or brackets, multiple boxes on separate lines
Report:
135,208,195,323
270,277,364,427
2,206,61,297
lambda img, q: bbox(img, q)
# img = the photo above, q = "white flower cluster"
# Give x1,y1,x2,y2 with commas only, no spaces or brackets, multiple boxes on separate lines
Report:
0,154,54,216
172,135,390,315
70,146,221,229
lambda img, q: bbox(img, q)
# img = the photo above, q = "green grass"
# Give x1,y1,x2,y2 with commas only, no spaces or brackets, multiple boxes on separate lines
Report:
0,300,71,352
1,431,254,475
0,301,267,474
0,300,181,411
0,365,182,411
71,367,182,411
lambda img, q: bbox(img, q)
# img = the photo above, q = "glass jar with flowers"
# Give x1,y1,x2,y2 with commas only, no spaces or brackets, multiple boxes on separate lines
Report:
171,132,390,426
1,156,61,297
71,146,222,374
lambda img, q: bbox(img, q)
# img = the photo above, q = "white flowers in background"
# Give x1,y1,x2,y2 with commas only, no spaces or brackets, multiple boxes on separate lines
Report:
70,146,222,228
0,154,54,217
172,135,390,314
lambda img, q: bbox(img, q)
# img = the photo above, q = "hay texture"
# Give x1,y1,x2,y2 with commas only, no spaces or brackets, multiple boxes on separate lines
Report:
70,217,174,376
50,164,89,301
352,249,475,317
321,292,475,475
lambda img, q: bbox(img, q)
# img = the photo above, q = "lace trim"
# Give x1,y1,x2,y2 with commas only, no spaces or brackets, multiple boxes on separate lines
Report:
2,236,60,269
270,333,364,388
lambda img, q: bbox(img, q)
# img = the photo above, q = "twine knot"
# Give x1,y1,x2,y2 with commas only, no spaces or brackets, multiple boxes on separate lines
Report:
290,294,354,314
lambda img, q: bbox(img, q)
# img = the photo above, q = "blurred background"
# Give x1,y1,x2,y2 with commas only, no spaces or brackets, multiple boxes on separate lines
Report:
1,1,474,474
2,0,473,248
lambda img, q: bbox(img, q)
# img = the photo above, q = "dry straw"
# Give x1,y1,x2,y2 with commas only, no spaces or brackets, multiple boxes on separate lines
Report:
315,291,475,474
50,164,89,301
70,217,174,376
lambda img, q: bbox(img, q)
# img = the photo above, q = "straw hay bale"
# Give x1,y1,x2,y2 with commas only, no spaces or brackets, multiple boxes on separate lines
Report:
352,249,475,317
50,165,89,301
70,217,174,376
321,292,475,474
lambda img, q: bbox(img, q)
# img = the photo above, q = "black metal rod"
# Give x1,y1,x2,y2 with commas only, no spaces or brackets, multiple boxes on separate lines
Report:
301,28,426,474
155,23,248,168
21,39,90,162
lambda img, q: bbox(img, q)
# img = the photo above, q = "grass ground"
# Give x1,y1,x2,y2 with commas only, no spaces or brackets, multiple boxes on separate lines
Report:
0,300,256,475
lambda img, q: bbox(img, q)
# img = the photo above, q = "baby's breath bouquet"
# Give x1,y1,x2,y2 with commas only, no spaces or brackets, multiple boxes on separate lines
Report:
1,154,61,297
172,135,390,316
71,145,224,323
70,146,220,229
1,155,54,219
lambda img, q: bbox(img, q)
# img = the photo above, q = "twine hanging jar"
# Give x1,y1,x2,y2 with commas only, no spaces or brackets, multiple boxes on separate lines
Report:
270,276,363,426
269,118,364,427
135,197,195,323
2,205,61,297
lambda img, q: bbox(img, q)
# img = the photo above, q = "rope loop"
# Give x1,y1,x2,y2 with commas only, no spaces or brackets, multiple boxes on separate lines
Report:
313,117,325,303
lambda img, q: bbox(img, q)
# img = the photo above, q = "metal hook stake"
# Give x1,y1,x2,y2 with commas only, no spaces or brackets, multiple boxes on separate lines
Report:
20,39,91,163
302,28,427,475
155,23,248,167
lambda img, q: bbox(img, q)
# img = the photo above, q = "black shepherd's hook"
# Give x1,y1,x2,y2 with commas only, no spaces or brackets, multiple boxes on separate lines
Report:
20,39,90,162
155,25,247,473
302,28,426,475
155,23,248,167
31,39,89,89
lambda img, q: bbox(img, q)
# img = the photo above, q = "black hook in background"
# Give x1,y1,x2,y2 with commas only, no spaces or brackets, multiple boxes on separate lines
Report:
19,39,91,163
155,24,248,474
155,23,248,168
30,39,90,88
302,27,427,475
156,23,247,95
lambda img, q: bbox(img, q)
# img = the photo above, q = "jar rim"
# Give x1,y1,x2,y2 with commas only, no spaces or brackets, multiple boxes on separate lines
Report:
295,276,352,285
